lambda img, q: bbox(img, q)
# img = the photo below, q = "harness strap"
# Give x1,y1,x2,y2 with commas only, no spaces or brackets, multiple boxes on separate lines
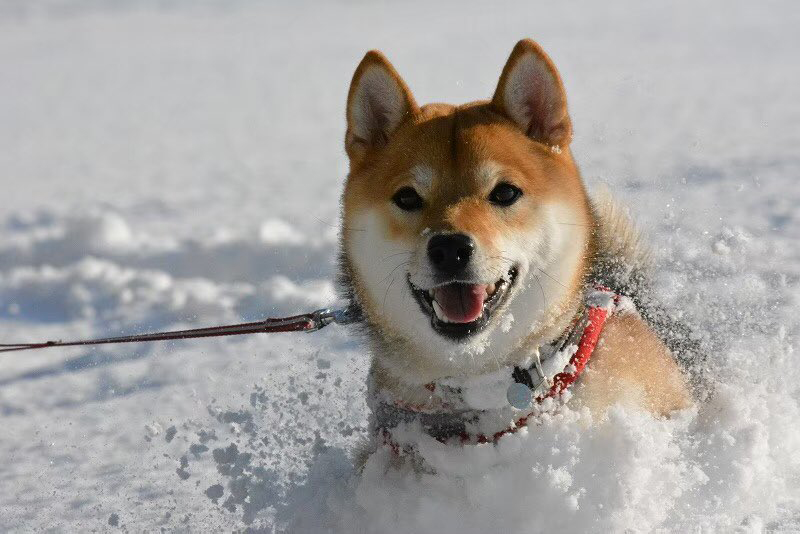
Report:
467,297,616,445
540,300,613,401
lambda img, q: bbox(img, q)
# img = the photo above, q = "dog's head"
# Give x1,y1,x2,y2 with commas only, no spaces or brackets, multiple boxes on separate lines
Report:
341,40,593,379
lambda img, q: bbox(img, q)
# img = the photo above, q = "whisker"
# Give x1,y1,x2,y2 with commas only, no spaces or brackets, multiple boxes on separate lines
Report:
537,267,569,290
533,273,548,312
383,274,398,315
488,254,517,265
379,261,411,286
487,254,519,279
555,222,596,228
381,251,413,262
484,264,504,280
313,215,366,233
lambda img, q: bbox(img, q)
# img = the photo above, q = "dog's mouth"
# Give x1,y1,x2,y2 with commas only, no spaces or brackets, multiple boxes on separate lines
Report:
409,267,519,340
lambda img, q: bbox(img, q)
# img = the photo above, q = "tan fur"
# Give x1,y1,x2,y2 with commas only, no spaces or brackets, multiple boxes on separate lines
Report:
340,38,693,423
576,314,692,416
592,187,652,272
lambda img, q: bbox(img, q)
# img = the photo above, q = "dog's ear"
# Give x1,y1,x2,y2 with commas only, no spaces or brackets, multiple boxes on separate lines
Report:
345,50,418,165
492,39,572,148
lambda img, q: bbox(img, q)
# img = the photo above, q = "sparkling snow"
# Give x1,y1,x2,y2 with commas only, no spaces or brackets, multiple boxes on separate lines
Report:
1,1,799,531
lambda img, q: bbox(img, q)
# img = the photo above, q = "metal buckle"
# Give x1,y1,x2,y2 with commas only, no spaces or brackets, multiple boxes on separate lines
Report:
307,307,355,332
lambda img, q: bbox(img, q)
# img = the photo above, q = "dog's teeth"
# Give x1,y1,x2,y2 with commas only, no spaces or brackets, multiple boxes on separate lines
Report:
428,289,435,298
487,283,496,295
432,300,451,323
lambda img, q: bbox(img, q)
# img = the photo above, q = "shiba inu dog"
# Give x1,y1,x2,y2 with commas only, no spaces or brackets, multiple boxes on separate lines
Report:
338,39,705,459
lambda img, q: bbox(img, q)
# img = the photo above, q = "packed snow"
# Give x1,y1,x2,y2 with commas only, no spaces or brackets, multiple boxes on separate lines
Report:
1,1,799,531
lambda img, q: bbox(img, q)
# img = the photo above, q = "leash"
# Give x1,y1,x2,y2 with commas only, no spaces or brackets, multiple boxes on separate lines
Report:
0,308,353,354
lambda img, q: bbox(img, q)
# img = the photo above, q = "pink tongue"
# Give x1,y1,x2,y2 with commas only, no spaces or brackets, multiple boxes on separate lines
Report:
433,284,488,323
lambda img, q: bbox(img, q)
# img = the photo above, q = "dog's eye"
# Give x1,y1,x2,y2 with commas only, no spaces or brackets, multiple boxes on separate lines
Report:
488,183,523,207
392,187,425,211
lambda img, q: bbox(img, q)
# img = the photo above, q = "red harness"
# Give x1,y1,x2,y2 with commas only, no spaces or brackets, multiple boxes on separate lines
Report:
541,292,620,401
470,291,620,444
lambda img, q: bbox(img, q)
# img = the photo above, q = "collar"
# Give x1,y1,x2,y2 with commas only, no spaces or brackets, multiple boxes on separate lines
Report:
371,287,629,449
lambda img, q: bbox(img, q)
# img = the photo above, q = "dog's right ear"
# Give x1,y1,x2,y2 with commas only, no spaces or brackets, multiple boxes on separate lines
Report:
345,51,418,166
492,39,572,149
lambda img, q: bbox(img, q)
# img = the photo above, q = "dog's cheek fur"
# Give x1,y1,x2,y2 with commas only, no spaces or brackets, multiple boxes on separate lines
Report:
477,200,592,361
344,209,425,339
343,206,483,361
344,208,486,383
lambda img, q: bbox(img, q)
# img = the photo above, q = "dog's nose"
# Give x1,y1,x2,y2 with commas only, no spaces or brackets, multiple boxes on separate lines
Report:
427,233,474,276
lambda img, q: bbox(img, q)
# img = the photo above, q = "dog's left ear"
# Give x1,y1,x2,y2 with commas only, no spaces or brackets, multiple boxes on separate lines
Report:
492,39,572,148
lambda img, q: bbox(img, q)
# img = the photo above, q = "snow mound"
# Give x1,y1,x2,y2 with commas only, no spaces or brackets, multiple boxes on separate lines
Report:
0,209,339,329
175,374,800,533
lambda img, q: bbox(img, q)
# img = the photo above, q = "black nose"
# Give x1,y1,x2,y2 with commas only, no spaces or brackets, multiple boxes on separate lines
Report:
427,233,474,276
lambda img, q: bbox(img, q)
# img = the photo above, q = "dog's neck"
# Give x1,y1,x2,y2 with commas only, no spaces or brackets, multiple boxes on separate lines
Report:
368,286,627,451
367,289,584,412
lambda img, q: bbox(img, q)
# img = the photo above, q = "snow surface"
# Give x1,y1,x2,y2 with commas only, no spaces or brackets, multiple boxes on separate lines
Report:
1,1,799,531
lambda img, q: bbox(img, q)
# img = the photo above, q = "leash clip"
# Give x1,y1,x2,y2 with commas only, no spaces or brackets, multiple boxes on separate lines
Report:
307,307,356,332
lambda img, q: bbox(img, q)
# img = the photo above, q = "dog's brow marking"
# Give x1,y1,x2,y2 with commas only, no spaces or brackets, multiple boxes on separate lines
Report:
476,160,503,185
411,164,435,193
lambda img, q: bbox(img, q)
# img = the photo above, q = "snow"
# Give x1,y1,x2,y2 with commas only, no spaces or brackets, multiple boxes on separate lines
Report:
1,0,799,531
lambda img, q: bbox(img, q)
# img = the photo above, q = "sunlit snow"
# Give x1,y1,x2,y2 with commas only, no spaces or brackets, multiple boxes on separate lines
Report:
1,1,798,531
